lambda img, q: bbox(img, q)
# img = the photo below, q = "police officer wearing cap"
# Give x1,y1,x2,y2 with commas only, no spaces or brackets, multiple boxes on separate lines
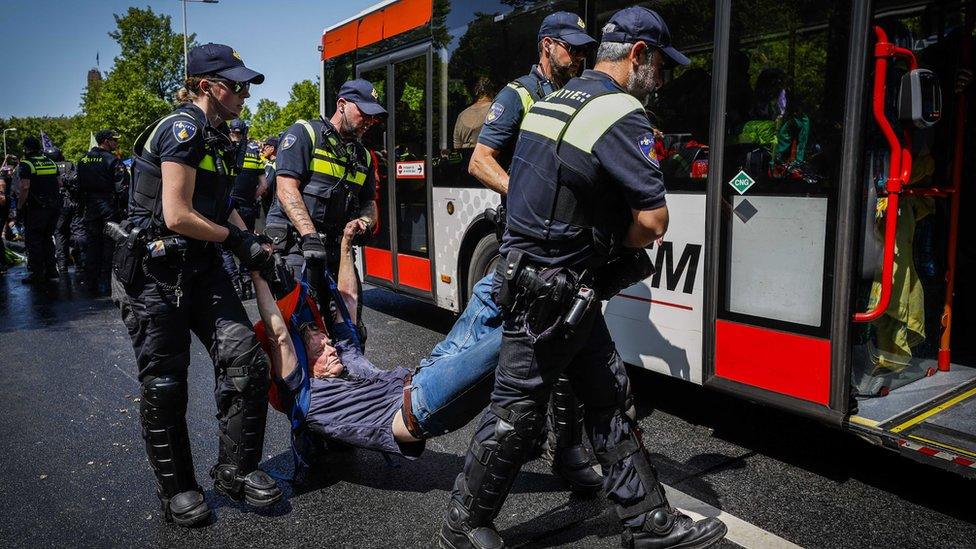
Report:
440,8,727,549
221,119,266,298
78,129,127,292
48,145,85,279
264,78,384,328
469,11,603,496
116,42,281,526
260,136,278,215
17,136,61,284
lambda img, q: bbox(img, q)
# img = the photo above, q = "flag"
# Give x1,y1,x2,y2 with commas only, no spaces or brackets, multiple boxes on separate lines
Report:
96,51,99,68
89,131,97,149
40,131,54,151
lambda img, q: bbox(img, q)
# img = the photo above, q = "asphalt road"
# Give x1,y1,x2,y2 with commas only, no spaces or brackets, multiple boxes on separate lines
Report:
0,264,974,548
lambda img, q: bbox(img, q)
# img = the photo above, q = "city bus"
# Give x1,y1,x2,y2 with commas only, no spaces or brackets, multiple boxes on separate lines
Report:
316,0,976,478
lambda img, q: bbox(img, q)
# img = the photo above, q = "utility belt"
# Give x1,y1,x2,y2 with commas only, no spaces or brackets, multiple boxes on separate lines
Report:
494,250,595,342
265,223,344,253
106,220,212,288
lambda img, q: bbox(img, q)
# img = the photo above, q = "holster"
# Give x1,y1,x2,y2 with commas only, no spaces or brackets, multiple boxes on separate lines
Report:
495,250,575,343
108,220,145,286
592,248,656,301
264,224,291,253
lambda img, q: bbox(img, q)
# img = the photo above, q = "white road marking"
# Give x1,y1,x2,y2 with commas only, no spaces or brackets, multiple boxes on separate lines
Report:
664,484,804,549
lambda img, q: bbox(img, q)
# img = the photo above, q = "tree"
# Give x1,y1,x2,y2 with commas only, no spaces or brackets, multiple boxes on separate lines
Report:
249,98,282,141
108,7,189,101
278,80,320,130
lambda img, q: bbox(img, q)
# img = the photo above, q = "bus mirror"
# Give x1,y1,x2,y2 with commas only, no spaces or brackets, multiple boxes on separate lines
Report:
899,69,942,128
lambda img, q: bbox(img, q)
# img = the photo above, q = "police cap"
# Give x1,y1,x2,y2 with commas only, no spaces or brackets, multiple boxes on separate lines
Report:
229,119,247,133
188,43,265,84
337,79,388,118
263,136,279,149
22,136,41,153
602,7,689,67
95,129,121,144
538,11,596,47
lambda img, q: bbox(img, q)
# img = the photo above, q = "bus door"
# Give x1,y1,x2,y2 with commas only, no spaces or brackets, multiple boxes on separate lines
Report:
703,0,863,424
357,44,435,300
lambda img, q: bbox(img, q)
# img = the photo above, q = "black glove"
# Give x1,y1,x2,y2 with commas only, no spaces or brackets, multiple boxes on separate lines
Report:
224,224,273,271
300,233,328,267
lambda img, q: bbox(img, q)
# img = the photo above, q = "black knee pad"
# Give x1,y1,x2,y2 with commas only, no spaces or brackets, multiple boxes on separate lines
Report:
226,343,270,394
141,375,188,424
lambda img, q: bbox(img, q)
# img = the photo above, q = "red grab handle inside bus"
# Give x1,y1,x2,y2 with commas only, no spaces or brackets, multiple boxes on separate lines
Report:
854,27,918,323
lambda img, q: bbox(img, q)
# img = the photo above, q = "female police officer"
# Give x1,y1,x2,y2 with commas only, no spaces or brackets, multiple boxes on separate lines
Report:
115,43,281,526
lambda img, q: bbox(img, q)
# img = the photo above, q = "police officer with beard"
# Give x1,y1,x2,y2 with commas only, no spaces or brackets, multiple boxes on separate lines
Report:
115,43,281,526
264,79,383,331
440,9,727,548
468,11,603,495
17,136,61,284
78,129,126,293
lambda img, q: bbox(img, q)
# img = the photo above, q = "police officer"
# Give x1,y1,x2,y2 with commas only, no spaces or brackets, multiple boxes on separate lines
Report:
264,79,383,328
468,11,602,495
0,157,14,274
78,130,126,293
221,119,266,298
17,136,61,284
440,8,727,548
46,146,85,278
116,43,281,526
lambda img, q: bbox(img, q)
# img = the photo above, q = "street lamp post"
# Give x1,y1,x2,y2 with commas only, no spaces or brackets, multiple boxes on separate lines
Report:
180,0,220,80
3,128,17,159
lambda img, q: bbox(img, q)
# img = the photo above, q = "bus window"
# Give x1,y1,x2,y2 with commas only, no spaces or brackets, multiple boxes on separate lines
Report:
718,1,851,330
593,0,716,192
360,66,391,253
324,53,355,119
852,0,972,397
394,54,430,257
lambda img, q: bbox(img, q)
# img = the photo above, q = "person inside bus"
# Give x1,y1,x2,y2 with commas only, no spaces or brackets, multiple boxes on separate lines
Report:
453,76,495,149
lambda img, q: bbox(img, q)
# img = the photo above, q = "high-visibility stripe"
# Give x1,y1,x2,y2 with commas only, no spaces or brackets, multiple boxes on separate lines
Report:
520,111,566,141
562,94,643,153
242,158,264,169
198,154,227,173
506,82,535,113
533,101,576,116
310,157,366,185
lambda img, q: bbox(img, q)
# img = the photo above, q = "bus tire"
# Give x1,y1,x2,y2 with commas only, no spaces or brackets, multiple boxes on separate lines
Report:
466,233,500,303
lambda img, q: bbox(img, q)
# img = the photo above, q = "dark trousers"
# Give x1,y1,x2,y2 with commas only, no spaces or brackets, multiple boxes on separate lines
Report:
456,307,664,528
0,201,8,263
55,200,85,270
220,201,258,287
24,206,60,276
82,198,120,285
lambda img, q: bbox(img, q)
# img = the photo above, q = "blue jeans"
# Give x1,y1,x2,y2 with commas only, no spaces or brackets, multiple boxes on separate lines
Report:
410,275,503,438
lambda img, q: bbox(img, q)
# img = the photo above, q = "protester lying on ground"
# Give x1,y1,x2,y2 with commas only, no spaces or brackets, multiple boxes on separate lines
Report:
252,218,504,460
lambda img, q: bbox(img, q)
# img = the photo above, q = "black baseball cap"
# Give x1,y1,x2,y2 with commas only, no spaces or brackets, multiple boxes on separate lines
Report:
338,79,388,118
187,43,265,84
229,119,247,132
264,136,279,148
95,129,120,143
602,7,689,67
538,11,596,47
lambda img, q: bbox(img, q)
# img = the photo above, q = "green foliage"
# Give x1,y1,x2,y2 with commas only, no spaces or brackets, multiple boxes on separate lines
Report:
278,80,321,131
108,6,189,101
249,99,283,141
0,116,79,159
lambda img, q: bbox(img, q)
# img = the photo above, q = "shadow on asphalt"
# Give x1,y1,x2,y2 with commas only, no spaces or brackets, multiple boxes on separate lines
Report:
626,366,976,525
361,287,457,335
0,265,115,333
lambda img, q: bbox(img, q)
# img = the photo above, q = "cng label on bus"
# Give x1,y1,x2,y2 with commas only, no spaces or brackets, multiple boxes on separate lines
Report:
396,161,425,179
728,170,755,195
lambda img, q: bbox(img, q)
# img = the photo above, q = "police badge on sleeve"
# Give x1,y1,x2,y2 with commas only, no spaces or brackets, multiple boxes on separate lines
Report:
485,102,505,125
637,132,660,168
172,120,197,143
280,133,297,150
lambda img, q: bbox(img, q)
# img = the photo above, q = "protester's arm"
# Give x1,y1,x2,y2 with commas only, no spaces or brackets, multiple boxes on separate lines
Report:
251,270,298,380
338,218,367,326
255,173,268,201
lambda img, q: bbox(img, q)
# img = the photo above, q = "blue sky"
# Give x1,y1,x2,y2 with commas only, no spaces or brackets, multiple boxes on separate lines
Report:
0,0,379,118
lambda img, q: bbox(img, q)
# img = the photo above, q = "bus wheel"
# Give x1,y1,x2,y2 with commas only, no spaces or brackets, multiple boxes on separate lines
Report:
467,233,500,303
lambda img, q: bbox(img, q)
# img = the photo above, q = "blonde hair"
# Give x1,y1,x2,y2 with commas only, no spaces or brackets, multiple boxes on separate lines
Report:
175,76,205,103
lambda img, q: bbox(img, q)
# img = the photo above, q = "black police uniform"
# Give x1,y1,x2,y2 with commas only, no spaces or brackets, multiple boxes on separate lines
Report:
265,117,375,316
118,101,279,523
221,140,264,295
0,169,12,270
477,65,603,493
262,155,276,214
442,69,685,548
17,154,61,280
77,147,125,287
53,159,85,274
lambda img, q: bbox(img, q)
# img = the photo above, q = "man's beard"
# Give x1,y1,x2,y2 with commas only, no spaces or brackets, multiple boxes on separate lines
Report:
550,57,580,87
626,59,659,102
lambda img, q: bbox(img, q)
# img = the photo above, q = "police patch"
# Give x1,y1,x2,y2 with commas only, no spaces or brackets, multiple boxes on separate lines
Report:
172,120,197,143
485,102,505,125
637,132,659,168
280,133,297,150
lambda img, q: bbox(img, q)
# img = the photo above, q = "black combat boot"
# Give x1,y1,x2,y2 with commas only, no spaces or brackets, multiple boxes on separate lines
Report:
622,507,728,549
550,375,603,494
